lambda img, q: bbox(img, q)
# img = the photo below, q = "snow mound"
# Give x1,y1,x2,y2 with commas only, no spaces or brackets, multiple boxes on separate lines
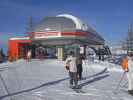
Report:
83,60,123,72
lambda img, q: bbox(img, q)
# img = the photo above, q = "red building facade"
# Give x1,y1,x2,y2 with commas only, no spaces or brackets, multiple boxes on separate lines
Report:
8,37,31,61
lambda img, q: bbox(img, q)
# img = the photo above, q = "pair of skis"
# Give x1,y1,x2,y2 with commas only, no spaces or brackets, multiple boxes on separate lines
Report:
71,86,86,93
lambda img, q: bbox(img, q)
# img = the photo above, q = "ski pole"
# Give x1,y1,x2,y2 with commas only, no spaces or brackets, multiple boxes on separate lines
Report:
0,72,13,100
121,81,128,88
82,60,87,79
113,71,126,94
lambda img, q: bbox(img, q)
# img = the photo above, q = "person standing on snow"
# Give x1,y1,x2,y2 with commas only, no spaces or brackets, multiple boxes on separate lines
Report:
76,54,84,80
121,54,133,95
65,51,78,89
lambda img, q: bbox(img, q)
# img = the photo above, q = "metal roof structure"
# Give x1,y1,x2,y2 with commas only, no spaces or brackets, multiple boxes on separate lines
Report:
31,14,104,45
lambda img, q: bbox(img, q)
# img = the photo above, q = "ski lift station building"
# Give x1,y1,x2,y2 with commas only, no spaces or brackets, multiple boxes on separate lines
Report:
8,14,105,61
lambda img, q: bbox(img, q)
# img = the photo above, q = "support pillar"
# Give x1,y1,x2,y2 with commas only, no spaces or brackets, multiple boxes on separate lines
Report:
57,47,64,60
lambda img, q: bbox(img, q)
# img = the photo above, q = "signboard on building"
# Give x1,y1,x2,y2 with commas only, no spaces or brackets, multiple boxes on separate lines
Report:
31,32,61,39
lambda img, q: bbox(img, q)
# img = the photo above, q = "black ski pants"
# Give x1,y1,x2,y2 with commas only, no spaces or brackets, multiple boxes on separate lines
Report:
69,72,78,86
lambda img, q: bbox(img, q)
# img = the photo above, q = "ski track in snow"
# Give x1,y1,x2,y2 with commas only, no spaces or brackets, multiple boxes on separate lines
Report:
0,59,133,100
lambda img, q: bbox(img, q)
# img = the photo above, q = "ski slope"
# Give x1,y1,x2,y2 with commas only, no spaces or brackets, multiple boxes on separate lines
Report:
0,59,133,100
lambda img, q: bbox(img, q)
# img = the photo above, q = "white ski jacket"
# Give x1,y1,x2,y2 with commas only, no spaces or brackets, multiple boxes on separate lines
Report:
65,56,77,72
127,57,133,90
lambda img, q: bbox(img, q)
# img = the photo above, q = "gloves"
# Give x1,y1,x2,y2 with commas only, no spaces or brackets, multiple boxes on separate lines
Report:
65,66,69,70
125,70,129,72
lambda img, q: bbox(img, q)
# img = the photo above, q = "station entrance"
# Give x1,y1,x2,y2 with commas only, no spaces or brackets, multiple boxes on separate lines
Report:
32,41,84,60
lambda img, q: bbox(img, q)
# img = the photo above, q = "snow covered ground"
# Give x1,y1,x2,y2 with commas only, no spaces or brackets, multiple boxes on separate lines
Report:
0,59,133,100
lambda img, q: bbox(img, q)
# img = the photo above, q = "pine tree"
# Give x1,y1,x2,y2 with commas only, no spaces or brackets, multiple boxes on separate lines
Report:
127,23,133,54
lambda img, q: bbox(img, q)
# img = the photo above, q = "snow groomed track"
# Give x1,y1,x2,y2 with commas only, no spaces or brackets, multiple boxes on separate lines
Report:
0,59,133,100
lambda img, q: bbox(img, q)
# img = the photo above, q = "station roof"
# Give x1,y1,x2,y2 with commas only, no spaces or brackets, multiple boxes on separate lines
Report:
31,14,104,45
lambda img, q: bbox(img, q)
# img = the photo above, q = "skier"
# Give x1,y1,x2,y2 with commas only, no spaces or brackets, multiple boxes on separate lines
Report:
65,51,78,89
121,54,133,95
27,50,32,62
76,54,83,80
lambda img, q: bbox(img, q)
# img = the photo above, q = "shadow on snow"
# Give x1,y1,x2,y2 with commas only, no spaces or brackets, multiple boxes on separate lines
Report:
79,74,109,88
0,68,109,99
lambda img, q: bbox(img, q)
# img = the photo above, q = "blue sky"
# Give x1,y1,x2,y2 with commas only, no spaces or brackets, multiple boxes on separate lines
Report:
0,0,133,53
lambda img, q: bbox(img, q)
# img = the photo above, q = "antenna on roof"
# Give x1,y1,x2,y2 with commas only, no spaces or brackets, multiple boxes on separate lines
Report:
26,16,34,33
